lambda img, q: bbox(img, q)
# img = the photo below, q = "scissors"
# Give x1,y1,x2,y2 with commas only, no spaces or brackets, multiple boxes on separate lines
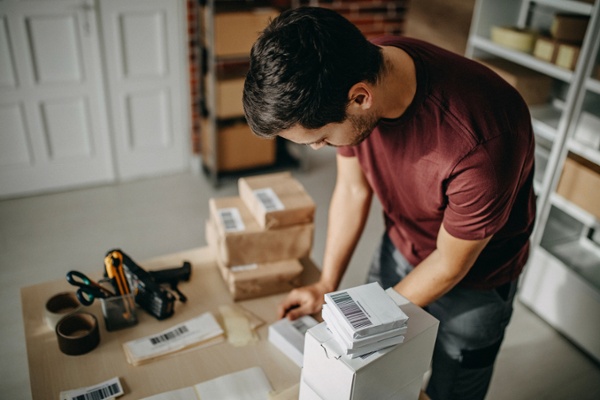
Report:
66,270,115,306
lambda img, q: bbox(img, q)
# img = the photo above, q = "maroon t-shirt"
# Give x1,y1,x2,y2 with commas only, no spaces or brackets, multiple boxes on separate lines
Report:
338,37,536,289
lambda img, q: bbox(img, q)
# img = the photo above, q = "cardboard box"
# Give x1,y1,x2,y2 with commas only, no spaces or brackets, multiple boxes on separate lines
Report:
490,26,537,53
206,197,314,266
477,57,552,105
214,9,279,58
533,36,559,63
239,172,316,229
216,257,303,301
555,43,581,71
551,13,589,43
206,74,245,119
556,155,600,219
201,120,276,172
301,296,438,400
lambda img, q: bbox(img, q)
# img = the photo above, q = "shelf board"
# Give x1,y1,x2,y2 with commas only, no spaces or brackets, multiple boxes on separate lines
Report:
530,104,562,141
586,77,600,95
530,0,595,15
568,138,600,166
550,192,599,227
470,36,574,82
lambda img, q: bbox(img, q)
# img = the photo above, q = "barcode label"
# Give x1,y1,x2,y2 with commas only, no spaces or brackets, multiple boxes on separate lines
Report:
253,188,284,212
217,208,245,232
291,318,310,335
60,377,124,400
74,383,120,400
149,325,189,345
329,291,372,330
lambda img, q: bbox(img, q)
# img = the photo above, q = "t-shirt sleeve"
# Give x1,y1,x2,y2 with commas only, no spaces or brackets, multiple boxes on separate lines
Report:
337,146,356,157
443,138,525,241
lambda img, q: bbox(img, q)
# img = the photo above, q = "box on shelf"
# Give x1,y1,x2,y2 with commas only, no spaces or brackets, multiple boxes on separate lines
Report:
214,9,279,58
239,172,316,229
300,295,438,400
205,74,245,119
533,36,559,63
200,120,276,172
476,57,552,105
551,13,589,43
215,257,303,301
555,43,581,71
490,26,537,53
206,197,314,266
556,154,600,219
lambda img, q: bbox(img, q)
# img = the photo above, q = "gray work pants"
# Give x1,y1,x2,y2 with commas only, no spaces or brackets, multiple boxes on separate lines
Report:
367,233,517,400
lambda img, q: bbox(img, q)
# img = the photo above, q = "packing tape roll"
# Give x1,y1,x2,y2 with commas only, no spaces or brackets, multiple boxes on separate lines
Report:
56,312,100,356
45,292,82,330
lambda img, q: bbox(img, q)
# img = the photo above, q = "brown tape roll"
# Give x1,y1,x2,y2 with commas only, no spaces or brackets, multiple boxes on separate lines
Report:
45,292,82,329
55,312,100,356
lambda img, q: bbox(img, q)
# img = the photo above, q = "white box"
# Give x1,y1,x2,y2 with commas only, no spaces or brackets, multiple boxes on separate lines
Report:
300,372,424,400
268,316,319,367
301,296,438,400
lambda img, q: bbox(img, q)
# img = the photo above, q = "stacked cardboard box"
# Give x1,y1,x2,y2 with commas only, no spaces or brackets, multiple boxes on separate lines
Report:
299,290,439,400
533,13,590,71
206,172,316,300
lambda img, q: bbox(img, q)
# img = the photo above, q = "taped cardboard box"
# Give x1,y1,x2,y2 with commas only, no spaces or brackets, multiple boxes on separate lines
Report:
204,74,245,119
477,57,552,105
533,36,559,63
555,43,581,71
207,197,314,266
215,257,303,301
239,172,316,229
556,154,600,219
551,13,589,43
301,296,438,400
214,9,279,58
200,120,276,172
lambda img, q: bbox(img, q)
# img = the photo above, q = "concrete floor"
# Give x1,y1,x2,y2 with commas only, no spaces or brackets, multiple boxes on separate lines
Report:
1,147,599,399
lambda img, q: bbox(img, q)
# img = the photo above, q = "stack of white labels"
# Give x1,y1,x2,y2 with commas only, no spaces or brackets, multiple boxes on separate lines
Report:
321,282,409,358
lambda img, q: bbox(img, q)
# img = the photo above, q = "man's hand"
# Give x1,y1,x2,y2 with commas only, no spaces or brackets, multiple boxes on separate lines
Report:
277,281,332,320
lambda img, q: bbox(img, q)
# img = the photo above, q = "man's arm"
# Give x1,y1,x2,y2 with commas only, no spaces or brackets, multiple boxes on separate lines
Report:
277,154,373,319
392,224,492,308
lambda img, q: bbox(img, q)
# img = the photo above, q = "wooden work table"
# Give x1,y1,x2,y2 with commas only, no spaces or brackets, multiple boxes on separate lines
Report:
21,247,320,399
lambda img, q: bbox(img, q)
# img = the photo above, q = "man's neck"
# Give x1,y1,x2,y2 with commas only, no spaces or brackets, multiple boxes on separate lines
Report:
377,46,417,120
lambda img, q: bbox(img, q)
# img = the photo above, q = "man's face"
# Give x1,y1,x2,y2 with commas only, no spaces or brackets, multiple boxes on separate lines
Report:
279,112,379,150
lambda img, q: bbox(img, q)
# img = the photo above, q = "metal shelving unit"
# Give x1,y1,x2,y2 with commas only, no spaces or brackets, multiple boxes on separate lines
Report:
467,0,600,362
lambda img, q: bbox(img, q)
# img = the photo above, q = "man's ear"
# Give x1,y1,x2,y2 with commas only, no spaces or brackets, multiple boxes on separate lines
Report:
348,82,374,111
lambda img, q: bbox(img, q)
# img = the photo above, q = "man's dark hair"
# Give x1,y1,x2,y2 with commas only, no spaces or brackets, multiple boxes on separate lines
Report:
243,7,384,138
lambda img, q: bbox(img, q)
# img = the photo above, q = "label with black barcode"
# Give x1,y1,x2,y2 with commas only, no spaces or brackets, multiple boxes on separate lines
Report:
124,312,224,364
60,377,124,400
253,188,285,212
149,325,189,345
291,318,311,335
329,291,373,330
217,207,245,232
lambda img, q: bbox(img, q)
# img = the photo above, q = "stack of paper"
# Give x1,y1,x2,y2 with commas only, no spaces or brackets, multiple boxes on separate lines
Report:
321,282,408,358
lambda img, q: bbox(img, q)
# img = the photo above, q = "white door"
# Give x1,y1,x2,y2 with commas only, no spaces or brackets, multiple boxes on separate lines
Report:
0,0,114,198
99,0,188,180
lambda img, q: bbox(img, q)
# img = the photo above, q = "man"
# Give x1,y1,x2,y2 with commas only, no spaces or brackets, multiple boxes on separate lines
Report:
243,7,536,400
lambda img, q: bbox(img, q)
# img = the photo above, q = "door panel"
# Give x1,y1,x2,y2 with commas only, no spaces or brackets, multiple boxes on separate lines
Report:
0,0,114,198
100,0,187,180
